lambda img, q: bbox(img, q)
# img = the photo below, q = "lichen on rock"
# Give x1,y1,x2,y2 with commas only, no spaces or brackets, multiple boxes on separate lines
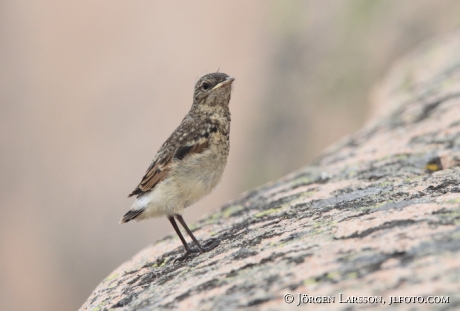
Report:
81,31,460,311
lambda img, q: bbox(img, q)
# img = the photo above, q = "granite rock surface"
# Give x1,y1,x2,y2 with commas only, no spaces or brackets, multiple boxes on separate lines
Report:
81,31,460,311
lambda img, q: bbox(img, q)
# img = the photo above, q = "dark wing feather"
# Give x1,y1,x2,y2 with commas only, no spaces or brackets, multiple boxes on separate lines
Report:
128,118,215,197
173,140,209,160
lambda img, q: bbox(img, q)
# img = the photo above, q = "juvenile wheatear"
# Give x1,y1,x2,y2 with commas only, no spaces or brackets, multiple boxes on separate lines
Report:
120,72,235,260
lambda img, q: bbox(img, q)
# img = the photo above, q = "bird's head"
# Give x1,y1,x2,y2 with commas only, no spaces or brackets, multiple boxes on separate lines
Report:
192,72,235,111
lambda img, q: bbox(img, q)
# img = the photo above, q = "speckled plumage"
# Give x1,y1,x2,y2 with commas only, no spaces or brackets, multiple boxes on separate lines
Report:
120,72,234,260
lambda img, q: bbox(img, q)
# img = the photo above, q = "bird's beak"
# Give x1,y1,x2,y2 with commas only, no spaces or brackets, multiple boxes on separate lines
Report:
212,76,235,91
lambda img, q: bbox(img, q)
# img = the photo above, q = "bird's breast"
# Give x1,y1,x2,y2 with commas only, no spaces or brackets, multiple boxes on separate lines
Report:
169,140,228,207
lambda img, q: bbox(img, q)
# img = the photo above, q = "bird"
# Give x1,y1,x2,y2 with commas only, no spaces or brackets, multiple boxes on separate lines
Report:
120,72,235,261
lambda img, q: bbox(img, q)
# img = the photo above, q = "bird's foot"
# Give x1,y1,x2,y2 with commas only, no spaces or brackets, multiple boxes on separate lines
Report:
174,249,200,262
174,238,221,262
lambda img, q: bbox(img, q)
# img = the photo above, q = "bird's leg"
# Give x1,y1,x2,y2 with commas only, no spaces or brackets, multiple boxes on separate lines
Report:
174,214,205,253
175,214,220,254
168,216,195,259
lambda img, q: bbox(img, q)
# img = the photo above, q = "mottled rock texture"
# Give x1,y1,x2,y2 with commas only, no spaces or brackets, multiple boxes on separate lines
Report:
81,31,460,311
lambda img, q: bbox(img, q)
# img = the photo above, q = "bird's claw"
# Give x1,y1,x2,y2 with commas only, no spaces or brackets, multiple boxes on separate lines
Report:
174,238,221,262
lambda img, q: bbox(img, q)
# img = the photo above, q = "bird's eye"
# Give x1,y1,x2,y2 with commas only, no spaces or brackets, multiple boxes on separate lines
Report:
202,83,210,90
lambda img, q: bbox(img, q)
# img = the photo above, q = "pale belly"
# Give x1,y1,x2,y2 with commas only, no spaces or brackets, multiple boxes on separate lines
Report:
134,148,227,219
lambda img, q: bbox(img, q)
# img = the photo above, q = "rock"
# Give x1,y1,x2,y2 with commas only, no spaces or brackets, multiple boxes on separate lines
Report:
81,31,460,310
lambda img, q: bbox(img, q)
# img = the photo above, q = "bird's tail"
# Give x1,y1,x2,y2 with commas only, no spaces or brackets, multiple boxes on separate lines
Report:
119,208,145,224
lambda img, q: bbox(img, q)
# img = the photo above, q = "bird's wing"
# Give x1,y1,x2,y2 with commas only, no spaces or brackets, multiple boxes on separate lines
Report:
128,117,217,197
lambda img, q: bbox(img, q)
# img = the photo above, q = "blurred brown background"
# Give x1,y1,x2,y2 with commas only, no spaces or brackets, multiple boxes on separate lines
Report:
1,1,459,310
